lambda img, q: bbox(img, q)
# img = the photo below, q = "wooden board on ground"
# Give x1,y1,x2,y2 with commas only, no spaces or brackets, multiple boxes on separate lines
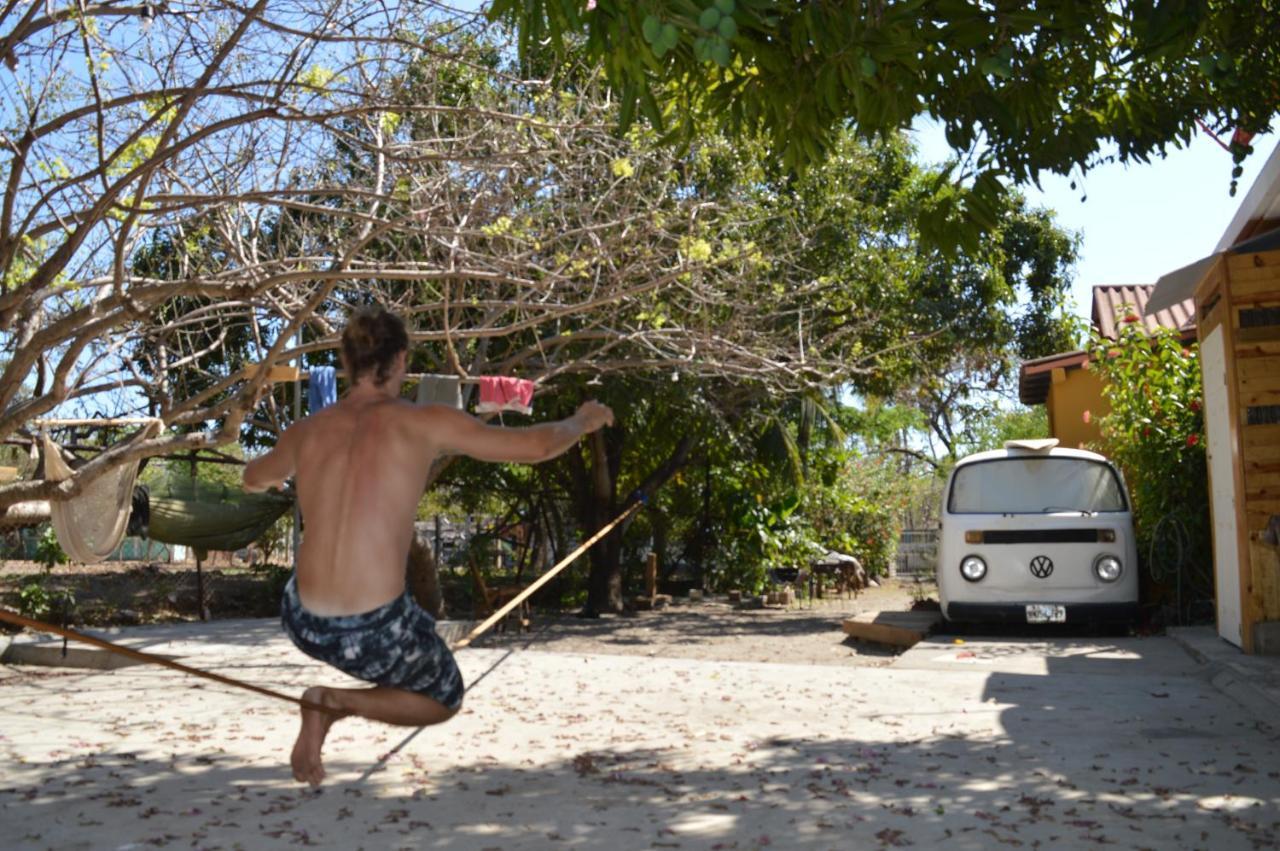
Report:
842,610,942,648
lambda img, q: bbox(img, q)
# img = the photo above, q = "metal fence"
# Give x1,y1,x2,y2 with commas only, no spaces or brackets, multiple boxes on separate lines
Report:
0,528,173,563
893,528,938,579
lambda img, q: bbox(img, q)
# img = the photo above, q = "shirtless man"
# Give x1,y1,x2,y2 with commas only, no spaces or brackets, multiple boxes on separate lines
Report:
242,307,613,785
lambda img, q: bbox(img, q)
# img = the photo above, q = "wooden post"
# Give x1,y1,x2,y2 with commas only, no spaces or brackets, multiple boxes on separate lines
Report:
292,344,302,571
195,551,207,621
645,551,658,601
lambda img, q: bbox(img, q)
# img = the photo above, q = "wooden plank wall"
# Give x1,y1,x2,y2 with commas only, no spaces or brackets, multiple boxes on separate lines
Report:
1229,248,1280,633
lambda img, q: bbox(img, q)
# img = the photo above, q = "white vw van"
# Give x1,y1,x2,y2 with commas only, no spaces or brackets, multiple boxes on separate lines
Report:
938,439,1139,625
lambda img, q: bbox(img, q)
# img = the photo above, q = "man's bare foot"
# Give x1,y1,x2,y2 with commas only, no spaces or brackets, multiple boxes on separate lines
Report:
291,687,344,786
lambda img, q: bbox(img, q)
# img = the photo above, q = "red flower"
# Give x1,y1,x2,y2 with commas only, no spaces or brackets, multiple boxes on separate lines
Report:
1187,434,1200,447
1123,314,1141,324
1143,426,1152,437
1189,399,1201,412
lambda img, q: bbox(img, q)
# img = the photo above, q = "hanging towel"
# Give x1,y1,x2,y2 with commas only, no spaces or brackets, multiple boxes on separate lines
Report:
43,421,160,564
476,376,535,416
308,366,337,413
416,374,463,409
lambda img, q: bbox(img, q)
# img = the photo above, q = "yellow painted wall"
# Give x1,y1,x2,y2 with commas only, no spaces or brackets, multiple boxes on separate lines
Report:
1047,364,1108,450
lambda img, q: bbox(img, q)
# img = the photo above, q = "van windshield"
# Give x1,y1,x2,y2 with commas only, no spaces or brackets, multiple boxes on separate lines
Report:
948,457,1128,514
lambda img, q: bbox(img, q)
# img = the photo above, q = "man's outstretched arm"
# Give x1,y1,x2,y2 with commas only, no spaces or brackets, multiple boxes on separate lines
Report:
243,429,297,492
421,400,614,464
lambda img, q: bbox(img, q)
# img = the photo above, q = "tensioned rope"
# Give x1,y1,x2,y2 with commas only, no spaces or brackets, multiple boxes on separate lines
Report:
0,500,643,716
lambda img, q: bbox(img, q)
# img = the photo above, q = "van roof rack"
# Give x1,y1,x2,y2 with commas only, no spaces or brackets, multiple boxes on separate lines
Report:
1003,438,1059,452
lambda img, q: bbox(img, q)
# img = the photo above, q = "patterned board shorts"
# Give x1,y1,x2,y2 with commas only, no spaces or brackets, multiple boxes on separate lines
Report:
280,575,464,710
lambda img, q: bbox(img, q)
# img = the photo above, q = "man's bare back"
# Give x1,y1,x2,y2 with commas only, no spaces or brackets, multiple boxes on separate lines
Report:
277,393,445,615
241,319,612,785
247,385,612,615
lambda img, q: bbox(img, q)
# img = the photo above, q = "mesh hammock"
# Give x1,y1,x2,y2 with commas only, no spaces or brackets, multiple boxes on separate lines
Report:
146,473,293,556
43,423,160,564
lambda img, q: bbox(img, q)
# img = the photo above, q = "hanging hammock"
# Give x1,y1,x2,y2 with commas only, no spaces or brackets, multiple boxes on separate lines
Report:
43,422,160,564
145,473,292,556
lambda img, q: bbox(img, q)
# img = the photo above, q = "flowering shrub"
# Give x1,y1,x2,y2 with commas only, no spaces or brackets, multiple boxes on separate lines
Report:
1087,319,1211,603
804,456,905,578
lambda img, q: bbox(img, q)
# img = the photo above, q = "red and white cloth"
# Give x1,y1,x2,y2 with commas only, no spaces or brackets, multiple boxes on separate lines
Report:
475,376,535,416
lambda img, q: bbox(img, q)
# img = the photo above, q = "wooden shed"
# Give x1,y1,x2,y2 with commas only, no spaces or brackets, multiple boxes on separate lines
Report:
1164,228,1280,653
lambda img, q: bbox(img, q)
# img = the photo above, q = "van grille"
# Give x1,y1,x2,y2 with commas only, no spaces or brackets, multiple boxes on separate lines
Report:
979,529,1101,544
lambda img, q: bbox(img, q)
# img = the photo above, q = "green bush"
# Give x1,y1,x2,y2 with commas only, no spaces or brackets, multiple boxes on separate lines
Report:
708,450,904,592
710,488,813,594
252,563,293,602
35,526,67,572
806,455,904,578
17,581,52,620
1087,320,1212,603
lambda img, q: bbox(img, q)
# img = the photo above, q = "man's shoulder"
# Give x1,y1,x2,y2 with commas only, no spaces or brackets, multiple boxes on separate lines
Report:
404,399,467,418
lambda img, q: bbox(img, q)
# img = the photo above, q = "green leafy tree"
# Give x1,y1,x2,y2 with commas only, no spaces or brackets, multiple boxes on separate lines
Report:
491,0,1278,248
959,406,1051,456
428,116,1078,612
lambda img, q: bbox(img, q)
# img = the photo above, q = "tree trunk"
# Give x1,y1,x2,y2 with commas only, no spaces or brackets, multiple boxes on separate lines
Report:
579,434,695,617
407,534,445,618
585,533,625,615
403,457,455,619
650,507,668,568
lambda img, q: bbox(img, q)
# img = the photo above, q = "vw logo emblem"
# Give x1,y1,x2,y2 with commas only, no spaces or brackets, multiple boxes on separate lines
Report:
1030,555,1054,579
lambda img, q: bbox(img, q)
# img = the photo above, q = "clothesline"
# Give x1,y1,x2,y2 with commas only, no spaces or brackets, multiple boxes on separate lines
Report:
308,371,491,385
28,417,163,428
285,368,529,389
301,367,537,417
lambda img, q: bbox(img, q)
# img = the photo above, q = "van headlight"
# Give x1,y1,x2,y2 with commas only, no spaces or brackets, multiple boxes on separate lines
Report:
1094,555,1122,582
960,555,987,582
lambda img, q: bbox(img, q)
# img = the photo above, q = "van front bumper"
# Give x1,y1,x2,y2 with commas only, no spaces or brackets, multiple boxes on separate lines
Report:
945,602,1139,624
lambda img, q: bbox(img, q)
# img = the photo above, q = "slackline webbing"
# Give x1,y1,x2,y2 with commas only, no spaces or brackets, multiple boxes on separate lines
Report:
0,500,643,714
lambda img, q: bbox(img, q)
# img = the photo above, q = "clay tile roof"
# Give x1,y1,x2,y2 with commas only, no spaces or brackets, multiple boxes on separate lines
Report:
1019,284,1197,406
1091,284,1195,341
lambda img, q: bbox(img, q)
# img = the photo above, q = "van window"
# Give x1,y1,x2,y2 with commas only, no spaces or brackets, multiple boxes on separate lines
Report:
948,457,1127,514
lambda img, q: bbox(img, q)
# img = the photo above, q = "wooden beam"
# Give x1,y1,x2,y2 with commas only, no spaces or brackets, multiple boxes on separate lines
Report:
842,610,941,648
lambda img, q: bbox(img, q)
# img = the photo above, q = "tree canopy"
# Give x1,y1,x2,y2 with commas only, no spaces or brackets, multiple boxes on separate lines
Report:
1,2,1081,610
489,0,1280,248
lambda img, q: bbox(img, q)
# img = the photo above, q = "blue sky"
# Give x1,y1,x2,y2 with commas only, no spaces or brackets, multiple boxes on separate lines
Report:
911,120,1280,322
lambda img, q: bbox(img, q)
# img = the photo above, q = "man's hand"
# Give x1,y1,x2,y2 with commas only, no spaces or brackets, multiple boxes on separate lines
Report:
575,400,614,434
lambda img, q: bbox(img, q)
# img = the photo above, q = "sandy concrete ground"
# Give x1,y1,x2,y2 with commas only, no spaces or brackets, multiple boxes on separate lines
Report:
478,585,925,667
2,611,1278,850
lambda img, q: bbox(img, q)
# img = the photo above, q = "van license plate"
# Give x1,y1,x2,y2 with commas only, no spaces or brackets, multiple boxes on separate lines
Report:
1026,604,1066,623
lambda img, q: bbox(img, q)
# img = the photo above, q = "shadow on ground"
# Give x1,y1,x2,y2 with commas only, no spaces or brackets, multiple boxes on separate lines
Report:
3,707,1275,851
4,634,1279,851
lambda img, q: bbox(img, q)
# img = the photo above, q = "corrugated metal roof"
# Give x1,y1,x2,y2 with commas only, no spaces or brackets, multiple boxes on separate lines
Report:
1092,284,1195,341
